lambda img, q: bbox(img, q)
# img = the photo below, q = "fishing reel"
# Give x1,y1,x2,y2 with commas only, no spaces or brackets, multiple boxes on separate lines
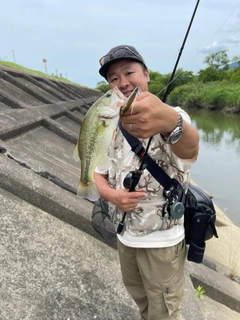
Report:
163,201,185,220
123,170,142,191
163,185,185,220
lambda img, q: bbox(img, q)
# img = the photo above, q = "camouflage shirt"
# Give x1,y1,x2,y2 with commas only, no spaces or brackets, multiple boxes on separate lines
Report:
107,108,193,236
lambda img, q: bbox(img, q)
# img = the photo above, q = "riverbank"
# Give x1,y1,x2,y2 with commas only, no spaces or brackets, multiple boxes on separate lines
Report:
165,79,240,114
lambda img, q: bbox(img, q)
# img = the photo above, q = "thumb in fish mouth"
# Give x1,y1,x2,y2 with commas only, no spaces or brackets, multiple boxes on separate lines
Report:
120,86,140,115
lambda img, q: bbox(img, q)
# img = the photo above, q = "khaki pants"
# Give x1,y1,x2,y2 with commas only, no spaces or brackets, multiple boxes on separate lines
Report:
117,239,187,320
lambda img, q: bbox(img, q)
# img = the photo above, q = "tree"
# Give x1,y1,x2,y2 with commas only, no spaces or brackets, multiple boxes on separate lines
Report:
232,55,240,68
148,70,165,96
204,50,230,70
198,66,223,82
164,69,195,89
148,69,195,98
95,81,109,93
230,55,240,82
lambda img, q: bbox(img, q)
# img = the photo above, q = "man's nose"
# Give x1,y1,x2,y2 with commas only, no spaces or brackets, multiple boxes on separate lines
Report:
119,76,129,89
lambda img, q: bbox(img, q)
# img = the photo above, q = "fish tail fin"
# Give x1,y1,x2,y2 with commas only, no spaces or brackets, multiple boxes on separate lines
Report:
77,180,100,202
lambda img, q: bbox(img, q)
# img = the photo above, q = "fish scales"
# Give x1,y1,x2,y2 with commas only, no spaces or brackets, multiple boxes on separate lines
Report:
79,112,112,184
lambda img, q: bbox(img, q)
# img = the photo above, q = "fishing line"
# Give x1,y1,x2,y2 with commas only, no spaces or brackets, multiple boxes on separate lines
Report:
0,146,76,194
156,0,240,97
3,50,14,62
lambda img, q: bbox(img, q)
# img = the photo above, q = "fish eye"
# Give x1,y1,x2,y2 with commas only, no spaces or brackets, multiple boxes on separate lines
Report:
106,93,111,97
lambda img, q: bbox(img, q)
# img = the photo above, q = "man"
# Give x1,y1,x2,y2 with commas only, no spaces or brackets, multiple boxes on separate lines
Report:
94,45,199,320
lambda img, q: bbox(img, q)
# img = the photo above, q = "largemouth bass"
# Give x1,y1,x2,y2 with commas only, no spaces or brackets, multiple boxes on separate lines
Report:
74,86,139,201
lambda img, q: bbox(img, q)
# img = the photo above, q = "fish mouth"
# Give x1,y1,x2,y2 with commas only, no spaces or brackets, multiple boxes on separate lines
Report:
120,86,139,115
101,115,117,119
122,90,135,98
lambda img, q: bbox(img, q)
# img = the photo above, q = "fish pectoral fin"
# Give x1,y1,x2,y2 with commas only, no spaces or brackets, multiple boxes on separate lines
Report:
77,180,100,202
73,144,80,161
102,119,108,127
97,122,108,135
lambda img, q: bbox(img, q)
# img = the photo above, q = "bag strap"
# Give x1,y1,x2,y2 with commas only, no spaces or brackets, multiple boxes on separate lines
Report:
118,122,179,194
117,122,185,232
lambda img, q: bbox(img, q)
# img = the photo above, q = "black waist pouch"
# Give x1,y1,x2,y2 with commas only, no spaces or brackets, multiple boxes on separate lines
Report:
184,184,218,263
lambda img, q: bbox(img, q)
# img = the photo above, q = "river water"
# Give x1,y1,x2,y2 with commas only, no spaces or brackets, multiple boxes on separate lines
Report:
183,107,240,227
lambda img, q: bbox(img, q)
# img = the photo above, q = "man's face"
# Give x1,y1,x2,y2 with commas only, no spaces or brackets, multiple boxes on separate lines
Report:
106,59,150,97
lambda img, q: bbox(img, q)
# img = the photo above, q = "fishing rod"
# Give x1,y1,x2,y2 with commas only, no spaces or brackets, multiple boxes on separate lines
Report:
141,0,201,157
161,0,200,102
117,0,201,234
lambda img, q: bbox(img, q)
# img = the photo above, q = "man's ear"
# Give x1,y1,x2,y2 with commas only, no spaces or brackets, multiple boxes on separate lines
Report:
144,69,150,83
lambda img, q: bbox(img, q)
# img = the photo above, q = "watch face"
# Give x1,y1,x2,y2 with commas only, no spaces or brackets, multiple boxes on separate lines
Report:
171,132,182,143
165,112,183,144
168,127,183,144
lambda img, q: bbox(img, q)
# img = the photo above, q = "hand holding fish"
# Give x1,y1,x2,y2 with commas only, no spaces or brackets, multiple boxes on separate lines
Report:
120,91,179,139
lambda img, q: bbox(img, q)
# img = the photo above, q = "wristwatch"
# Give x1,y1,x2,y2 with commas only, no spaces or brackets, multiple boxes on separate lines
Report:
163,112,183,144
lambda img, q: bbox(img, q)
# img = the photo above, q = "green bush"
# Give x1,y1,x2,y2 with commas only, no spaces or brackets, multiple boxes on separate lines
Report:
167,81,240,110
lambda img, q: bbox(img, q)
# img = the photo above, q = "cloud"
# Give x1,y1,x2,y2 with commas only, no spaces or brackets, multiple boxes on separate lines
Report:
200,42,227,54
224,35,240,44
218,12,240,41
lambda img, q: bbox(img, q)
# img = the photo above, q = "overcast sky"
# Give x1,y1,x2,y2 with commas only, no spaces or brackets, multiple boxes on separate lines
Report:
1,0,240,88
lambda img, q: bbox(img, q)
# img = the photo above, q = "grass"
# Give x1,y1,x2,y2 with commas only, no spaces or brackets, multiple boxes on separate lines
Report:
0,60,88,88
226,223,240,282
216,209,240,283
195,285,205,301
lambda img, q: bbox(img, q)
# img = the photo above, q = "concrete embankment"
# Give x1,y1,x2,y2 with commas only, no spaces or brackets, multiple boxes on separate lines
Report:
0,65,239,320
